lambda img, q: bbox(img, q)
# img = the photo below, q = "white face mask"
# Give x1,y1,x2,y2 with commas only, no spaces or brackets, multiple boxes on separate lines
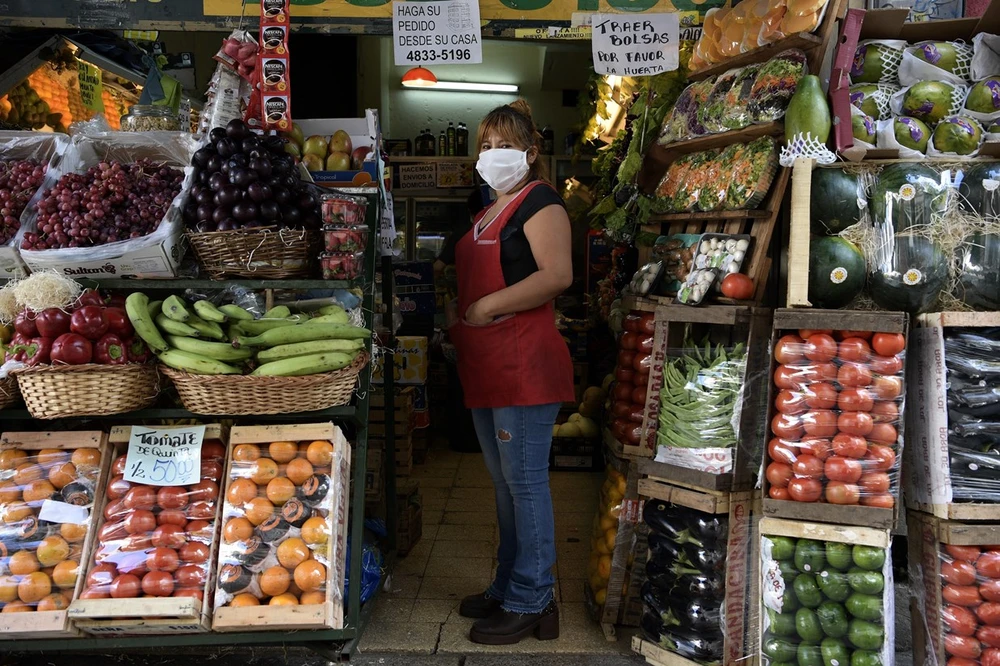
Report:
476,148,530,194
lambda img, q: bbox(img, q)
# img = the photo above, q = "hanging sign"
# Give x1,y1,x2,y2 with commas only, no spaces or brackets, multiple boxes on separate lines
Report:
123,425,206,487
392,0,483,66
591,12,679,76
380,194,397,257
78,62,104,112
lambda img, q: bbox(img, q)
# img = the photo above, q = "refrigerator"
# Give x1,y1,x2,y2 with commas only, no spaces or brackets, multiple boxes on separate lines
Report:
392,196,472,262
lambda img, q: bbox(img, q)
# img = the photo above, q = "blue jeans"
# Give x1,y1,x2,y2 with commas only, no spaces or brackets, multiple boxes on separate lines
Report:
471,403,560,614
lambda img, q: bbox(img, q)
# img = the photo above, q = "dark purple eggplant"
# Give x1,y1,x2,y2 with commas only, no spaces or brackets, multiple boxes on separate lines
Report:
668,595,722,633
640,613,724,662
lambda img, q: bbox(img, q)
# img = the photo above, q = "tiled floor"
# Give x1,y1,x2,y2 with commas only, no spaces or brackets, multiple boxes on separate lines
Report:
359,445,635,657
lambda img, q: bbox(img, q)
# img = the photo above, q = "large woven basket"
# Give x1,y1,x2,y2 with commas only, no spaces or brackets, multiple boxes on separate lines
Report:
160,352,368,415
13,364,160,419
0,376,19,410
186,226,319,279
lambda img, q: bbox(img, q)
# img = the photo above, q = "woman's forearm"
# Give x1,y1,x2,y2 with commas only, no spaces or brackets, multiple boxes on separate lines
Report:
475,269,570,318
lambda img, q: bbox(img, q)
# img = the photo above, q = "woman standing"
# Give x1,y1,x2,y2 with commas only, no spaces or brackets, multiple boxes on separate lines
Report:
444,100,575,645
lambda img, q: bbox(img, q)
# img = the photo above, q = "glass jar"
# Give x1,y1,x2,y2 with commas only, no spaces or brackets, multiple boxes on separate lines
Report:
120,105,181,132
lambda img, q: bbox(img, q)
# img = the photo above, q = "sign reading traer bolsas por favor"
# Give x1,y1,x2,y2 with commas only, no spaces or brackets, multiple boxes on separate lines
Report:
591,12,679,76
393,0,483,66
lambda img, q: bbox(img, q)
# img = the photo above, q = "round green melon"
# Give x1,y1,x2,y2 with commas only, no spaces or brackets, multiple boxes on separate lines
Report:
851,43,901,84
869,235,948,314
808,236,866,308
871,163,942,231
913,42,962,73
850,84,884,120
959,161,1000,217
932,115,983,155
893,116,931,153
990,121,1000,133
853,113,877,145
966,77,1000,114
902,81,957,125
959,233,1000,310
811,169,864,235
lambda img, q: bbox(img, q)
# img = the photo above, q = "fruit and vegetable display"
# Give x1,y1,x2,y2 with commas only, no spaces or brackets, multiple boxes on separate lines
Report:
767,329,905,508
653,137,778,213
640,500,728,663
659,50,807,145
77,436,225,605
677,235,753,305
586,464,628,608
320,191,370,280
554,388,603,440
0,440,105,615
0,131,58,245
656,339,746,473
761,531,892,666
185,119,321,234
214,432,348,611
690,0,830,72
280,122,371,174
652,235,698,291
606,310,656,449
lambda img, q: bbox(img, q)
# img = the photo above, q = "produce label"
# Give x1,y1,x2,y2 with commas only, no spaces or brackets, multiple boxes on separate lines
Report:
124,425,206,487
78,62,104,113
38,498,90,525
591,12,678,77
392,0,483,66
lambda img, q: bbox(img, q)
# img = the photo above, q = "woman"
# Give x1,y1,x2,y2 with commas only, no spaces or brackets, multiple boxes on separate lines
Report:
443,100,575,645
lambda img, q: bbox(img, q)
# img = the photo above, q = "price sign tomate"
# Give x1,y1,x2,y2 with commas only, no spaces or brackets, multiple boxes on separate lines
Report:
392,0,483,66
124,425,206,487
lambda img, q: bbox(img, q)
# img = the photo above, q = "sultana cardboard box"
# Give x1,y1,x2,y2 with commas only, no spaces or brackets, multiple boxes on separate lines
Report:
372,336,428,385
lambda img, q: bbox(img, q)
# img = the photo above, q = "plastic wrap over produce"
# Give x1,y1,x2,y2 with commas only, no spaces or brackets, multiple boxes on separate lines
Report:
640,500,727,663
0,444,103,613
760,534,893,666
0,131,69,247
655,340,747,474
607,311,656,451
585,462,640,613
767,331,905,507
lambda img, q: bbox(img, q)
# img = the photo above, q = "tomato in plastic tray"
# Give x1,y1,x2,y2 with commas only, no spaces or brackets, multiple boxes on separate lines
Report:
320,251,364,280
322,224,369,253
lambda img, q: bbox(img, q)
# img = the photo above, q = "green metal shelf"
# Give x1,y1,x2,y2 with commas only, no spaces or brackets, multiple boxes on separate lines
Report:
0,278,361,290
0,405,358,422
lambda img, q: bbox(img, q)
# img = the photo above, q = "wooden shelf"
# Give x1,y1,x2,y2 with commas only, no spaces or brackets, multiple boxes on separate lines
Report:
0,405,358,422
689,32,824,81
652,122,784,159
0,278,359,290
650,209,772,222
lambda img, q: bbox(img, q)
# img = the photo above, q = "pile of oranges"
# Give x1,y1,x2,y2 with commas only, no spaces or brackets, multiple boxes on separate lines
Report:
216,440,336,608
587,465,628,607
0,63,130,132
0,445,104,614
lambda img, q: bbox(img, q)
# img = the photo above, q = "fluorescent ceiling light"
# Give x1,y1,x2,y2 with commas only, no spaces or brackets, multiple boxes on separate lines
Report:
421,81,519,93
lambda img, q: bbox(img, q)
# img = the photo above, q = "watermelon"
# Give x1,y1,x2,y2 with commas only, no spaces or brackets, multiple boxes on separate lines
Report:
958,161,1000,218
871,163,943,232
811,168,864,235
808,236,866,308
869,235,948,314
958,233,1000,310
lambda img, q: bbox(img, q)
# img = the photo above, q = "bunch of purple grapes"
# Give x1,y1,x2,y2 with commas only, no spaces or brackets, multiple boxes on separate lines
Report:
0,159,46,245
22,158,183,250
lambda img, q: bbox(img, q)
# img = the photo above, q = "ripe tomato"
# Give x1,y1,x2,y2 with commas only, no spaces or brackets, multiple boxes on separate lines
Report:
833,433,869,459
944,604,980,636
977,602,1000,626
768,438,798,465
616,366,635,384
804,382,838,410
720,273,755,300
774,335,805,365
189,480,218,503
175,564,206,589
860,493,894,508
838,388,874,412
774,365,807,390
804,334,838,363
792,454,824,479
157,486,188,510
838,411,874,437
147,547,180,573
944,584,984,608
124,510,156,535
613,382,634,403
611,402,631,420
124,486,156,511
979,552,1000,579
620,332,638,351
617,350,635,370
984,580,1000,603
628,406,645,424
839,337,873,363
872,332,906,357
803,410,838,438
979,626,1000,649
638,336,654,354
872,375,903,400
871,401,899,424
836,330,873,340
805,362,839,383
800,439,832,461
772,413,804,441
633,353,651,374
632,384,648,405
799,329,833,339
787,477,822,502
769,486,791,500
864,444,897,472
869,423,898,445
947,545,984,563
948,658,980,666
141,570,175,597
775,390,807,415
946,634,983,659
984,648,1000,666
859,472,891,494
152,524,186,549
109,574,142,599
825,456,863,483
639,313,655,335
838,362,873,388
766,462,793,489
870,354,903,376
623,314,640,333
112,455,128,475
825,481,860,505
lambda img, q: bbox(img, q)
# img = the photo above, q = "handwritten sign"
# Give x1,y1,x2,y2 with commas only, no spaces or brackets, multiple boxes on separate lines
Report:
393,0,483,66
591,12,679,77
78,61,104,112
124,425,205,487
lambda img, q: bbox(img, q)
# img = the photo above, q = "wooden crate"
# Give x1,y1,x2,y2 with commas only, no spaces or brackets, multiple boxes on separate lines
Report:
906,312,1000,522
68,425,227,636
761,309,908,529
212,422,350,633
0,431,112,639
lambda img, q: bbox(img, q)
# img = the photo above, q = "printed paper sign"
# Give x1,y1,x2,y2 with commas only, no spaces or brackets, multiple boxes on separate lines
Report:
38,499,90,525
381,194,398,257
393,0,483,66
591,12,679,76
398,163,437,189
78,62,105,112
124,425,205,487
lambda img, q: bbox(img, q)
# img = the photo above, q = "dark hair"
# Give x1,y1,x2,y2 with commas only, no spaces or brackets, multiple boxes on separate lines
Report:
477,99,542,178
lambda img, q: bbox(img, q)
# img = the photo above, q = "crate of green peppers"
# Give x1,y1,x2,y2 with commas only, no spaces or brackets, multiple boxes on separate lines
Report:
760,518,893,666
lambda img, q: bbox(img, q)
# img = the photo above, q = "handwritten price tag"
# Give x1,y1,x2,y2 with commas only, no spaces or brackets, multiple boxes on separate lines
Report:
124,425,205,487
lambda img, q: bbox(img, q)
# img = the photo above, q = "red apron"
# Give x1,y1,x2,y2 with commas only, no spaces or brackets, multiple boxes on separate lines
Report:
451,182,575,409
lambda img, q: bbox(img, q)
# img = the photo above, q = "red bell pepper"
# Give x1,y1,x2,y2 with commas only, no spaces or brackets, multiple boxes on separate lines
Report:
19,337,52,366
126,337,150,364
95,334,127,365
106,293,127,309
35,308,71,338
51,333,93,365
105,307,134,338
5,333,28,362
76,289,105,308
13,310,37,338
70,305,109,340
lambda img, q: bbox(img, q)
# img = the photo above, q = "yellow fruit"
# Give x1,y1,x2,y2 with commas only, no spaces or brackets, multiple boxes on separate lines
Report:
596,540,611,556
269,593,298,606
598,555,612,578
595,589,607,605
600,515,617,531
604,528,617,552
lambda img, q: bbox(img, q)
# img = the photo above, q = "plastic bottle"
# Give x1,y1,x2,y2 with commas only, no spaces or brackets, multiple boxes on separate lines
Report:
457,122,468,156
541,126,555,155
438,130,446,156
447,122,456,157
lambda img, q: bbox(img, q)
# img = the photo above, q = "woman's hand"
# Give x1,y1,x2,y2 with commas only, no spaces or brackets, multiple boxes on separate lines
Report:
465,298,495,325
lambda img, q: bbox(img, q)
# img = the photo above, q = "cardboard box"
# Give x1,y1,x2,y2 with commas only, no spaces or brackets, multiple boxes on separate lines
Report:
550,437,601,471
366,448,383,500
372,336,428,385
383,261,437,316
296,110,380,186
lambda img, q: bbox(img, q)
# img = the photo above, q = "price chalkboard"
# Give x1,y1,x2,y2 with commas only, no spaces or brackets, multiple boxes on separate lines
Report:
124,425,205,487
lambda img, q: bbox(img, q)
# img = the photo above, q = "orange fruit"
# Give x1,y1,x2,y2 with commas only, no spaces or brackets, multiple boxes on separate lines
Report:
0,449,26,470
223,517,254,544
36,536,70,567
0,480,20,503
305,441,333,466
37,449,68,466
269,441,298,464
18,571,52,603
48,462,77,489
286,458,313,486
233,444,261,462
244,497,275,526
13,463,42,485
276,537,310,569
269,593,298,606
227,478,258,506
293,560,326,592
266,477,295,505
259,566,290,597
1,600,31,613
230,593,260,607
52,560,79,589
2,502,33,523
23,479,56,503
60,523,87,543
9,550,40,575
70,449,102,467
37,592,69,611
300,517,329,546
0,575,18,603
300,591,325,605
250,458,279,485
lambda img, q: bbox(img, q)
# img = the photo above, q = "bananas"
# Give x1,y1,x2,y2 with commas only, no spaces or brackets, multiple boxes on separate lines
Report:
256,339,363,363
162,295,191,322
302,311,350,326
125,292,169,352
157,349,242,375
156,313,199,337
219,304,254,321
251,352,355,377
264,305,291,319
193,300,227,323
236,323,370,348
238,316,306,336
186,314,225,340
166,335,253,362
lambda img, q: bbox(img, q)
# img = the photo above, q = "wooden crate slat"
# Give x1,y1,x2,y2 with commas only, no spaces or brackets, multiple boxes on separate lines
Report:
637,478,730,514
760,517,891,549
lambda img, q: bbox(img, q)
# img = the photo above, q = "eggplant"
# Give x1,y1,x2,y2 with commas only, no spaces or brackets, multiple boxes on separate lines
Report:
640,610,667,644
953,332,1000,353
688,514,728,545
641,614,725,662
641,580,672,621
955,421,1000,437
643,501,691,541
677,571,726,601
668,595,723,633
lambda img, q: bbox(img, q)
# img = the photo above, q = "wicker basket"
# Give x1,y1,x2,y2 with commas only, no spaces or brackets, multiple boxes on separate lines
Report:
160,352,368,415
186,226,320,279
13,364,160,419
0,376,19,410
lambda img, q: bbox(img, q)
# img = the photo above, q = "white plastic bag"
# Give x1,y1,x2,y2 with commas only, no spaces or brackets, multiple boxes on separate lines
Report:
971,32,1000,80
897,41,973,87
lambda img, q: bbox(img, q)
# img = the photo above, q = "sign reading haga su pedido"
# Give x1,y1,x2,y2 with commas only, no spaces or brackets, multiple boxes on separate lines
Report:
393,0,484,66
591,13,679,76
